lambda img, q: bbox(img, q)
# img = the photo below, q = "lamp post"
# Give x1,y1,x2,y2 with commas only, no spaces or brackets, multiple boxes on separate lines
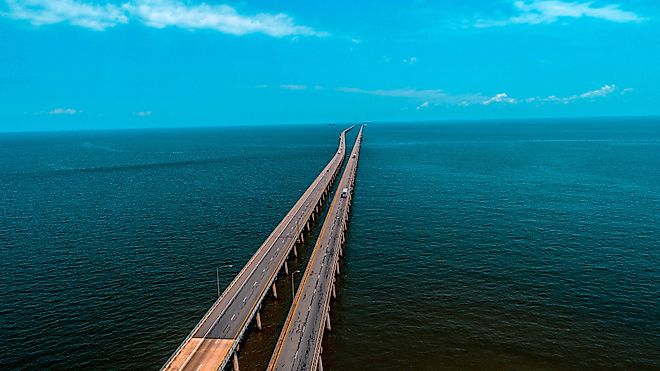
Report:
216,264,233,298
291,270,301,299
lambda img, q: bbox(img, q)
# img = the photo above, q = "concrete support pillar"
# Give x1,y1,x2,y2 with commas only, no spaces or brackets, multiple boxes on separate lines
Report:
256,311,262,330
293,244,298,258
336,264,340,275
318,357,323,371
312,213,315,222
332,283,336,299
300,233,305,244
284,261,289,275
232,352,240,371
272,283,278,299
326,314,332,331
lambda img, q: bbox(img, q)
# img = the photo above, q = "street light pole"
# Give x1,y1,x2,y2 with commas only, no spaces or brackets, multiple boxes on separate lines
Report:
291,270,301,299
216,267,220,298
216,264,233,298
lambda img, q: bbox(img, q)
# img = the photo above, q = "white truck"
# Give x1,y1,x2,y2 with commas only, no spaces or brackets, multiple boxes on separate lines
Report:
340,187,348,198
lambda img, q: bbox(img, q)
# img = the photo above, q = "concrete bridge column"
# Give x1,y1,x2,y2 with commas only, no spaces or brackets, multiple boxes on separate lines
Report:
284,261,289,275
332,283,336,299
326,314,332,331
293,244,298,258
256,311,262,330
272,283,278,298
299,233,305,244
232,352,240,371
336,264,340,275
318,357,323,371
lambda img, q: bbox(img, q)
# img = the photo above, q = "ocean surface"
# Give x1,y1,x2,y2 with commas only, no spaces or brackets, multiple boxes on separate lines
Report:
1,119,658,370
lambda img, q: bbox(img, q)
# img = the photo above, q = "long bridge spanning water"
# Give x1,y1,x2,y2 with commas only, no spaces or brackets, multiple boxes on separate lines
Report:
267,126,363,371
162,125,359,371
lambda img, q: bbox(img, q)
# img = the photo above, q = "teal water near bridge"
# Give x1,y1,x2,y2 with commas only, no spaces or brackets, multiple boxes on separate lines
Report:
1,118,658,369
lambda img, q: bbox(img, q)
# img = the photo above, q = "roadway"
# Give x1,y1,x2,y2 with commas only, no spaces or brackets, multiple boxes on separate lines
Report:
267,125,363,371
162,125,355,371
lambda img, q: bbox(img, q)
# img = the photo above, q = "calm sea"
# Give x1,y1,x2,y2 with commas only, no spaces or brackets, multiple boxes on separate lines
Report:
1,119,658,370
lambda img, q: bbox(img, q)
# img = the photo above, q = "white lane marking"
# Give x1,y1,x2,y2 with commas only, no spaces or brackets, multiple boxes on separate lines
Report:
243,296,247,302
231,314,236,321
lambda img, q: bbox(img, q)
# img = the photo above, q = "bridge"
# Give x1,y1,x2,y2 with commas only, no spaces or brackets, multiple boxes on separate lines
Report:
267,125,363,371
162,126,355,371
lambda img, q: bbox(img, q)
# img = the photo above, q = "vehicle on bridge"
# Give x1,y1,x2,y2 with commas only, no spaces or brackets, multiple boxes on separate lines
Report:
340,187,348,198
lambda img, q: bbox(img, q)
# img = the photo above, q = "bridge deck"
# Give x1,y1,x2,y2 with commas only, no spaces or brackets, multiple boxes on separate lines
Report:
267,125,363,371
162,126,355,371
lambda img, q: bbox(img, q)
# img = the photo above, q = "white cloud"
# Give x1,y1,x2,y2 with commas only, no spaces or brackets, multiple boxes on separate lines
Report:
5,0,326,37
621,87,634,95
527,84,619,104
6,0,127,30
280,84,307,90
338,84,624,107
402,56,418,64
133,111,152,117
483,93,517,105
579,84,616,98
125,0,327,37
48,108,80,115
476,1,644,28
337,87,488,105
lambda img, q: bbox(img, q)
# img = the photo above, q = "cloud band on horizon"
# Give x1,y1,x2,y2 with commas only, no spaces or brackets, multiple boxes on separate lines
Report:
336,84,622,107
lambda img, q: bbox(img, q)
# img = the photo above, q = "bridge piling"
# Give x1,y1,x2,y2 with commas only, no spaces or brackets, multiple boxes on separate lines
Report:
256,311,262,330
272,283,278,299
232,352,240,371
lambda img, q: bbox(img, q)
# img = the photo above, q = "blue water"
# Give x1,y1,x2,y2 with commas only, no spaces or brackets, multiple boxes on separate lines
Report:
1,119,659,369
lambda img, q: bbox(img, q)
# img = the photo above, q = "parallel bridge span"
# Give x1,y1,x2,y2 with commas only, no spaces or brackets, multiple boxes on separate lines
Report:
267,125,364,371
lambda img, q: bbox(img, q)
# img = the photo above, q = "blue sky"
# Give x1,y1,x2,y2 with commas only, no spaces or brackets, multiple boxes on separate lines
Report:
1,0,658,131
